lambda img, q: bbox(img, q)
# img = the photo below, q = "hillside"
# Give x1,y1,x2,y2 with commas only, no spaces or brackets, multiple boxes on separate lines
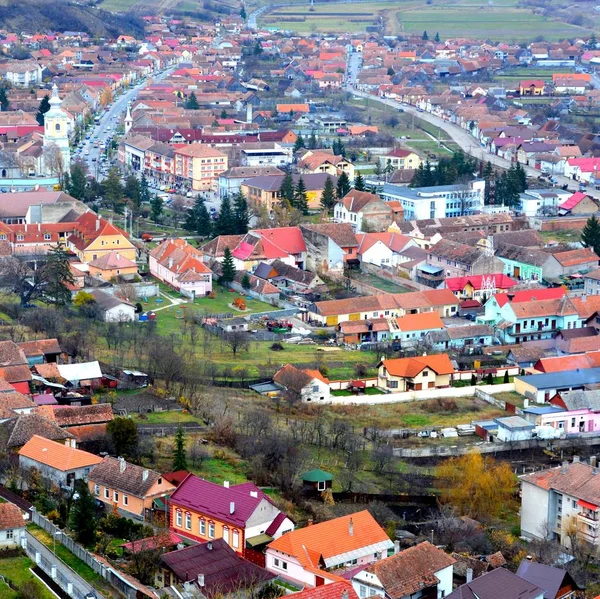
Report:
0,0,145,37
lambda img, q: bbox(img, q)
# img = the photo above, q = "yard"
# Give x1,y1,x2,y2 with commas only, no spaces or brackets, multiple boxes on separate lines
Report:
349,271,411,294
0,556,55,599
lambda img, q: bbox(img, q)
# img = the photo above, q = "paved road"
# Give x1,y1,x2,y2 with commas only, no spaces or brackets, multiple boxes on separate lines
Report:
25,530,104,599
347,87,600,199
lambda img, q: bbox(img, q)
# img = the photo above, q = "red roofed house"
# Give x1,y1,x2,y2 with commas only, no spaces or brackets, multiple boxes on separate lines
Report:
442,274,518,300
273,364,330,403
379,148,422,171
378,354,454,391
519,80,545,95
0,341,31,394
292,582,359,599
169,474,294,557
88,251,138,281
0,502,26,548
265,510,394,588
564,157,600,182
149,238,212,298
558,191,598,215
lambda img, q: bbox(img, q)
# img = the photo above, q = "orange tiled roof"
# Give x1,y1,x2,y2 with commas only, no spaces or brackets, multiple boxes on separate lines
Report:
381,354,454,378
18,434,102,471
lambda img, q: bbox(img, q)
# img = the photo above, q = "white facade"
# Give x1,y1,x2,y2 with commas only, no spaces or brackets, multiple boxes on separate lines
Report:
149,255,212,298
333,201,364,232
241,144,293,167
0,525,25,548
43,85,71,175
3,63,42,87
300,376,331,403
518,189,570,217
103,302,135,322
19,455,95,488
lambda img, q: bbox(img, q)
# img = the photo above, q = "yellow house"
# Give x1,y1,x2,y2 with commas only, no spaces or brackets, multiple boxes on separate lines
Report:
380,148,422,171
68,212,136,264
298,150,355,181
89,456,176,521
377,354,454,392
88,251,138,280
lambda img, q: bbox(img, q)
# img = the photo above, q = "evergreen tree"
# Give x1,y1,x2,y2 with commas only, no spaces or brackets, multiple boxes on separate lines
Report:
150,194,163,222
254,40,263,55
172,425,188,471
221,246,236,286
221,108,228,119
590,32,597,48
196,198,212,238
102,167,124,214
387,66,395,77
332,138,346,157
241,273,251,290
308,131,318,149
582,215,600,256
422,31,429,40
36,94,50,126
321,176,336,212
233,191,249,234
124,174,141,207
183,201,198,231
515,161,528,192
45,243,75,306
240,5,247,19
293,134,305,152
0,87,9,112
435,32,440,42
294,177,309,214
336,171,351,199
354,172,366,191
279,171,295,204
139,173,150,204
186,91,199,110
483,161,494,205
70,483,97,546
68,162,87,201
217,194,235,235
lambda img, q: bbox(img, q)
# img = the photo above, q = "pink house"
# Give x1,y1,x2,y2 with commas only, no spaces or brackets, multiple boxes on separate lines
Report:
149,238,212,298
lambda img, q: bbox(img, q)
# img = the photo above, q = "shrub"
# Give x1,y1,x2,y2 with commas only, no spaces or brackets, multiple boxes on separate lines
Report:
354,363,368,377
270,342,284,351
423,397,458,413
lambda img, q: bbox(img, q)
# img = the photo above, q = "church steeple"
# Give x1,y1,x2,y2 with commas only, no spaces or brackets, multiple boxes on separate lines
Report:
124,101,133,134
43,84,70,176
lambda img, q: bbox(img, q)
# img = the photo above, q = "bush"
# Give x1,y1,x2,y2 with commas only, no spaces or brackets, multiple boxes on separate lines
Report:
354,363,368,377
270,342,284,351
423,397,458,413
318,365,329,378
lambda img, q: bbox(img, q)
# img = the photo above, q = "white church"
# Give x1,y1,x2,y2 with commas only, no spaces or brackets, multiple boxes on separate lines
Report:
43,84,71,176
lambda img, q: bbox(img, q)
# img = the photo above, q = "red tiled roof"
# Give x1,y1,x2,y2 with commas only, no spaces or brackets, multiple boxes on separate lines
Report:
495,287,565,307
291,581,359,599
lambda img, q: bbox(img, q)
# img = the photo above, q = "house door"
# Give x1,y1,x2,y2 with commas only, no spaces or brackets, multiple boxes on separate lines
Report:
514,266,521,278
552,320,556,329
516,323,521,334
315,577,325,587
415,383,422,391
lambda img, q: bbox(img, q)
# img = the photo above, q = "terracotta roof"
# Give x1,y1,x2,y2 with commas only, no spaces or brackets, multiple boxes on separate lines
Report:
339,189,383,213
0,341,28,366
381,354,454,377
34,363,62,379
396,311,444,332
18,339,61,357
508,296,577,319
5,413,74,448
88,251,137,270
0,502,25,530
0,392,36,411
365,542,456,599
301,223,359,248
429,239,485,266
267,510,393,569
291,581,358,599
444,274,517,292
36,404,113,427
551,248,599,267
89,456,174,498
19,434,102,471
273,363,326,392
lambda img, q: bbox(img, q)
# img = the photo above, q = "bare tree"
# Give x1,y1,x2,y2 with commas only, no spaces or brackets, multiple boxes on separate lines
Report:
372,443,394,474
223,330,250,356
43,143,66,187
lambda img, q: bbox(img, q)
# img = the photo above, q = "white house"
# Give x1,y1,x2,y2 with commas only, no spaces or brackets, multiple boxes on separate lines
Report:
356,232,416,267
352,542,455,599
272,364,330,403
0,62,43,87
0,503,26,548
518,188,570,217
89,289,135,322
494,416,536,441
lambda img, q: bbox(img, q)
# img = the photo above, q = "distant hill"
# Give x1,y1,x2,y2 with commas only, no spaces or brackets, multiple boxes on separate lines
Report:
0,0,145,38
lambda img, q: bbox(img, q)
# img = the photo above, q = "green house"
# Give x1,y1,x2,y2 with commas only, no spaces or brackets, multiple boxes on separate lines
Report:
302,468,333,492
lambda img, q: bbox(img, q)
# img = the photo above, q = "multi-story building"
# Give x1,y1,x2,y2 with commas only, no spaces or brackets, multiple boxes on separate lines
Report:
0,62,43,87
521,458,600,550
174,145,228,191
381,180,485,219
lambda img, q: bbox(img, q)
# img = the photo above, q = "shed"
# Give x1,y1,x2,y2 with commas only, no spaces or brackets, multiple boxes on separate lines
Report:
302,468,333,491
494,415,536,442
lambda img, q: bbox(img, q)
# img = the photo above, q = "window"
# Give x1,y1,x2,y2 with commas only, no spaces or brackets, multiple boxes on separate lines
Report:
313,385,319,392
387,380,398,389
273,558,288,571
94,484,99,495
360,586,367,598
422,370,429,377
123,495,128,506
318,480,326,491
16,235,23,241
114,491,119,502
232,530,239,548
223,526,229,544
209,522,215,538
55,123,60,131
572,418,576,427
104,488,109,499
200,519,206,536
185,513,191,530
6,530,13,540
176,510,182,527
44,233,51,241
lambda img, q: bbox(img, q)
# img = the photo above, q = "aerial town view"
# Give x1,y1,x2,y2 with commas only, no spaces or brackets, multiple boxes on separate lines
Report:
3,0,600,597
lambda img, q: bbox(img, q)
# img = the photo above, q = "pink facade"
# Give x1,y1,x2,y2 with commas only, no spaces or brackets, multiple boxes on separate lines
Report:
540,409,600,434
149,254,212,298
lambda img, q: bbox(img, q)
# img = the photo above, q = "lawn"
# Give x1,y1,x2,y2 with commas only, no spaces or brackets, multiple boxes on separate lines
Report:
350,272,411,294
539,229,581,245
99,0,139,10
133,410,197,424
0,556,55,599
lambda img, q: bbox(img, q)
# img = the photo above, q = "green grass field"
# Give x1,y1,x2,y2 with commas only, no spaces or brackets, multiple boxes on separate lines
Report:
0,556,56,599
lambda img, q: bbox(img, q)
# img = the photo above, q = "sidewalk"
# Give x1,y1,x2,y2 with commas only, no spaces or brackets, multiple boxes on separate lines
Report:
24,531,105,599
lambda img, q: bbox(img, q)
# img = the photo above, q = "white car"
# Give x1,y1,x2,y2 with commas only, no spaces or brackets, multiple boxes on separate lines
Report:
84,150,89,155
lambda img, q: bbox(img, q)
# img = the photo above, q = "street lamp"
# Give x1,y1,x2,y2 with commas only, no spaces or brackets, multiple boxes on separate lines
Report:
53,530,61,559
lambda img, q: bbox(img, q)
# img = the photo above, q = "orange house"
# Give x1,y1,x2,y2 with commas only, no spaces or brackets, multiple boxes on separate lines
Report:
88,457,175,521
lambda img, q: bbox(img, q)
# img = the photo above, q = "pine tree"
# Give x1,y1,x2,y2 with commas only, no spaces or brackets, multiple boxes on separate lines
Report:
590,32,597,48
172,425,188,471
233,191,249,234
582,215,600,256
102,167,124,213
196,198,212,238
124,174,140,207
515,162,528,192
240,5,247,19
294,177,309,214
36,94,50,126
150,194,163,222
354,172,366,191
422,31,429,40
321,176,336,212
140,173,150,204
483,161,494,205
217,194,235,235
186,91,199,110
68,163,87,201
294,134,305,152
279,171,295,204
221,246,236,286
70,483,97,546
308,131,317,149
184,202,198,231
336,171,351,199
241,273,251,290
254,40,263,55
435,32,440,42
45,243,75,306
0,87,9,112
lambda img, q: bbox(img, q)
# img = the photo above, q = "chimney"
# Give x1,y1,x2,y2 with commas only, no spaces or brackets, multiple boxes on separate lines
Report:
394,540,400,554
230,501,235,514
223,480,230,488
96,217,100,231
307,518,313,526
341,591,349,599
197,574,205,587
250,491,258,498
561,461,568,474
142,469,149,481
348,517,354,536
207,541,213,551
37,223,40,231
573,455,580,464
466,568,474,583
119,456,126,473
591,456,598,468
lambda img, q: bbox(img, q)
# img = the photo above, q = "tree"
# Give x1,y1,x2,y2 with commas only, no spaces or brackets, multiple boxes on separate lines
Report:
254,40,263,55
422,30,429,40
582,215,600,256
387,66,395,77
106,417,139,458
336,171,351,199
437,453,517,520
186,91,199,110
224,330,250,356
0,87,9,112
354,172,366,191
241,273,251,290
435,32,440,42
124,174,141,208
483,161,494,205
293,134,305,152
279,172,295,205
139,173,150,204
240,5,247,19
36,94,50,126
68,162,87,201
217,194,235,235
233,191,249,234
221,247,235,286
308,131,317,149
102,167,124,213
43,144,66,187
320,176,336,212
70,483,97,546
45,243,75,306
220,108,228,119
172,425,188,471
150,194,163,223
293,177,309,214
332,138,346,157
